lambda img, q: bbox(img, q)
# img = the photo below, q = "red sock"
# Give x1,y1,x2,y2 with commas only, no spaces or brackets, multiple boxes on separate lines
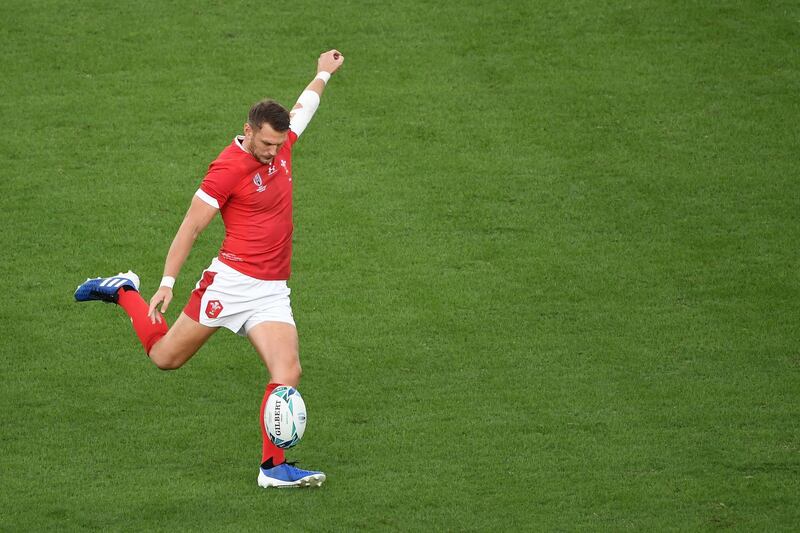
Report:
117,288,168,354
260,382,286,467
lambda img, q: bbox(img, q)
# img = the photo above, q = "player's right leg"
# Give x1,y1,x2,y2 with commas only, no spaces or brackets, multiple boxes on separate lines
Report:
249,321,325,489
75,272,217,369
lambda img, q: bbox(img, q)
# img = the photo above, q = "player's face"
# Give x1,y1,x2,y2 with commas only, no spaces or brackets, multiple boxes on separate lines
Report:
244,122,288,165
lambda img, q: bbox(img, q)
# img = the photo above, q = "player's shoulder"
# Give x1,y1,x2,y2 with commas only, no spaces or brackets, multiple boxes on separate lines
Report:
286,129,299,147
208,138,260,176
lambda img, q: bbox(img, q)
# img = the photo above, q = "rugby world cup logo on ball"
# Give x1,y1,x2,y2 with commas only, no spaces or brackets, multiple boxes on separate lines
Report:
265,386,307,449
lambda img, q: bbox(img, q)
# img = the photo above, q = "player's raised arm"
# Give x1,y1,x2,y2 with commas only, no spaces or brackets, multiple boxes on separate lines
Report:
289,49,345,137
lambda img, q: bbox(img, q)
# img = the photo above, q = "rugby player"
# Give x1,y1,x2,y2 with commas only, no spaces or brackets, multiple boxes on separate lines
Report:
75,49,345,489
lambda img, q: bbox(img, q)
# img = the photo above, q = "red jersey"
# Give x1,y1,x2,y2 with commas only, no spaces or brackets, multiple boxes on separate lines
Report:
197,131,298,280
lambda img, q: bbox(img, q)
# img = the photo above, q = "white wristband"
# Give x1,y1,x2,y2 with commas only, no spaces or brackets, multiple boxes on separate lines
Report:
160,276,176,289
315,71,331,85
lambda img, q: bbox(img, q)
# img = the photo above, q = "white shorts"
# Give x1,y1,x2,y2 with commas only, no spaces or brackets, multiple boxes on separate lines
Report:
183,257,295,336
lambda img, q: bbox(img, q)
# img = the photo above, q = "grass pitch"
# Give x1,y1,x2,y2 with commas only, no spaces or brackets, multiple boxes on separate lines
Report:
1,0,799,530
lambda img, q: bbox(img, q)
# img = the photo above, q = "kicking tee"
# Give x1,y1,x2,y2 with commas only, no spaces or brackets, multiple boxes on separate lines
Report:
195,131,298,280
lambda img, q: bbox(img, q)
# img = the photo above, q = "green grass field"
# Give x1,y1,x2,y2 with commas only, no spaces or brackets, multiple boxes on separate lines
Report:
2,0,799,530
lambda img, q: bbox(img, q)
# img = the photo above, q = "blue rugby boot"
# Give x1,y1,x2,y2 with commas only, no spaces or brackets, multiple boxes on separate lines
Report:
258,462,326,488
74,271,140,304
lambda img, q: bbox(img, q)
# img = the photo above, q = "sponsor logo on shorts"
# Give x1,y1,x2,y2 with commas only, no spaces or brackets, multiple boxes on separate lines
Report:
206,300,224,318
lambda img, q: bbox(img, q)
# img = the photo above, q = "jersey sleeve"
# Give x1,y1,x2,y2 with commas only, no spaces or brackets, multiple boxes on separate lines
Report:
197,161,242,209
285,129,299,149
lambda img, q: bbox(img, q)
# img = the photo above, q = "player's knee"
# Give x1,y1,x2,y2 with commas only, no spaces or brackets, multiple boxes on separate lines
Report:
274,361,302,388
148,345,188,371
153,357,183,371
289,360,302,383
149,354,183,371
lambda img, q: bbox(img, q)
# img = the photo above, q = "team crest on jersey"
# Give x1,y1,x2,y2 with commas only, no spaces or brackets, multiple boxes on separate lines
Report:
253,173,267,192
206,300,224,319
278,159,291,181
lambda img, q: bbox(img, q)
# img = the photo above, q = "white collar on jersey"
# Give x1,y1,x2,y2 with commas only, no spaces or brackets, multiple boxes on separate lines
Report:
234,135,248,153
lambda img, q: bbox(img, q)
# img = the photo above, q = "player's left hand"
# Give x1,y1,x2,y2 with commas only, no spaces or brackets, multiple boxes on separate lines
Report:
318,49,344,75
148,286,172,324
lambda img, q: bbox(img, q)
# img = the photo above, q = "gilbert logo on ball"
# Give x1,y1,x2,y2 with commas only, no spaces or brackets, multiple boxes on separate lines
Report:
265,386,307,449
